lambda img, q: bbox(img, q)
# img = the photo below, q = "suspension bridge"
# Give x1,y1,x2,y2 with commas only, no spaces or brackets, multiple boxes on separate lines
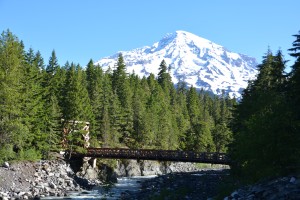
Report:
69,148,230,165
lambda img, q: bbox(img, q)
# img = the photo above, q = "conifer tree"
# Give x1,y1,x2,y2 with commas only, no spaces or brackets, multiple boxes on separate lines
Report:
288,31,300,120
131,74,148,148
144,73,162,147
63,63,93,121
212,123,232,153
112,53,133,145
85,60,103,145
187,86,201,126
62,63,94,151
98,72,122,147
157,59,172,92
0,30,29,160
174,81,190,149
154,84,175,149
230,50,290,180
22,48,46,157
42,50,63,155
0,30,238,162
34,51,45,70
45,50,60,93
112,54,131,107
86,59,102,102
186,86,215,151
289,31,300,58
286,31,300,172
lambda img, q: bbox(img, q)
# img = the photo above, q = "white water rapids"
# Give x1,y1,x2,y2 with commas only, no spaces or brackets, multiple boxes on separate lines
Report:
41,175,157,200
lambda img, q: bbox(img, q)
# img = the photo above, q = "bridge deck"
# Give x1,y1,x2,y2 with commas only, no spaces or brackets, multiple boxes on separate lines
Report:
70,148,230,165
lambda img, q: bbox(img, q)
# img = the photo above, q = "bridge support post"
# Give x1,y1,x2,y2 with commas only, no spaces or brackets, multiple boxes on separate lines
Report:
92,158,97,169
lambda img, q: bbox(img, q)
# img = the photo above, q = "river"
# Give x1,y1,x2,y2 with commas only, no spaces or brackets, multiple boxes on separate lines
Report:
41,175,157,200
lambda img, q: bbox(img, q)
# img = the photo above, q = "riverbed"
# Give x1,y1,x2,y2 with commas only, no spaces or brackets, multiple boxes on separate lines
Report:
123,170,230,199
2,160,298,200
39,170,230,200
0,160,229,199
40,175,157,199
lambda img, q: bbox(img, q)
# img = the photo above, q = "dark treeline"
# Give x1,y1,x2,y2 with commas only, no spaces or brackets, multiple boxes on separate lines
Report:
0,30,235,162
229,30,300,181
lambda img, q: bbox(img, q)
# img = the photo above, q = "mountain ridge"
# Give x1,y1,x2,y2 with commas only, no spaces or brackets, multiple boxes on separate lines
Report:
95,30,258,98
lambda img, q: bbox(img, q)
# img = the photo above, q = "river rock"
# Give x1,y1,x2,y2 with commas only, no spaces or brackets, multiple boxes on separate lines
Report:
76,161,100,181
224,175,300,200
0,159,103,199
114,160,206,177
3,162,9,168
49,190,56,196
125,160,141,177
290,177,296,183
140,160,162,176
49,181,57,189
98,163,117,183
115,160,126,176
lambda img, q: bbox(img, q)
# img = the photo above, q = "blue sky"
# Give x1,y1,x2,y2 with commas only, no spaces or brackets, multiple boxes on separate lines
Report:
0,0,299,68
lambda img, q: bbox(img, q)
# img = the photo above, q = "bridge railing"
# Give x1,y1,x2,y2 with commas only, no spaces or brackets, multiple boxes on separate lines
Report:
70,148,230,165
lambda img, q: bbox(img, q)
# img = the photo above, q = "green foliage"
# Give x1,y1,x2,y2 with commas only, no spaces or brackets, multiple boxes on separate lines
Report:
157,59,172,92
112,53,132,108
22,48,47,154
0,30,236,163
288,31,300,137
18,148,42,161
65,122,88,154
212,123,232,153
62,63,93,121
111,54,133,146
2,29,300,189
0,144,16,163
288,31,300,58
230,39,300,182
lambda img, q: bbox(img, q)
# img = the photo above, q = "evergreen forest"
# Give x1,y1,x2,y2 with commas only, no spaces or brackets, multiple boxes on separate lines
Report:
0,29,299,182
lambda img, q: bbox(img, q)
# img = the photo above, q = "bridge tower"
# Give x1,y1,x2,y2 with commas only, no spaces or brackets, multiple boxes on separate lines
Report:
62,119,90,149
62,119,97,168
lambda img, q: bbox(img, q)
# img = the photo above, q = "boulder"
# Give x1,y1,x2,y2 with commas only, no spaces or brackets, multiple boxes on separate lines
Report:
3,162,9,168
290,177,296,183
98,164,117,183
141,160,162,176
49,182,57,189
125,160,141,177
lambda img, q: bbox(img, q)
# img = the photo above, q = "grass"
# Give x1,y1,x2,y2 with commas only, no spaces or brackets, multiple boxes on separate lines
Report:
195,163,230,170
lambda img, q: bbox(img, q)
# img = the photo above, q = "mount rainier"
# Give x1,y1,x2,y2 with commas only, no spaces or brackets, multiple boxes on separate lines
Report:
95,30,258,99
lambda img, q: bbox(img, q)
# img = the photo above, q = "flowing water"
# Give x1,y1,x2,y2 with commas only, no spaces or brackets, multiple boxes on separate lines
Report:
41,175,156,200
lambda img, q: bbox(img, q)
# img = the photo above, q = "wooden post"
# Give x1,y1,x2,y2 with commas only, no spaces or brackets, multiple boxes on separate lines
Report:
92,158,97,169
61,119,90,149
82,122,90,148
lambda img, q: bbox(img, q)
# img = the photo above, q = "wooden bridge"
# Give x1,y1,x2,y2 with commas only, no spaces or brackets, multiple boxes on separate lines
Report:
69,148,230,165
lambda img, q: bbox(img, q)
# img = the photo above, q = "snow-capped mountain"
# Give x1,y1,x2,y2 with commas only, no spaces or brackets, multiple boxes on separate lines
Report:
95,30,258,99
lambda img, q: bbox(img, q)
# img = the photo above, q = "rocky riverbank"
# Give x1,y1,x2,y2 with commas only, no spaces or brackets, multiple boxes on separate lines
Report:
0,159,103,200
224,175,300,199
114,160,222,177
2,158,299,200
119,170,300,200
0,157,225,199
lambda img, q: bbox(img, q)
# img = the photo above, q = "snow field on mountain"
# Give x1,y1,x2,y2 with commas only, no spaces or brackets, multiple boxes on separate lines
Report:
95,30,258,99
